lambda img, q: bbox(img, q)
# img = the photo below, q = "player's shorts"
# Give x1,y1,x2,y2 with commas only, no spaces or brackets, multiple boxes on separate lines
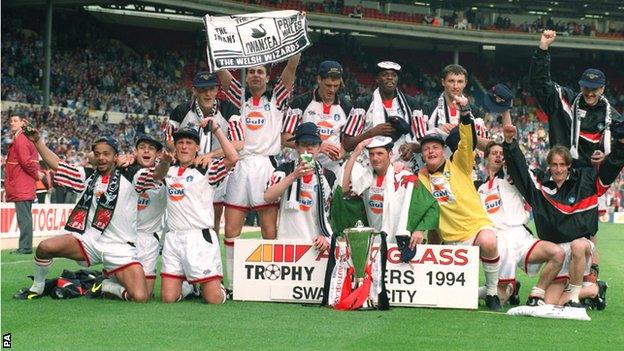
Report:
555,238,595,281
136,232,160,279
160,228,223,284
213,174,229,205
496,226,542,282
224,155,277,210
72,230,141,276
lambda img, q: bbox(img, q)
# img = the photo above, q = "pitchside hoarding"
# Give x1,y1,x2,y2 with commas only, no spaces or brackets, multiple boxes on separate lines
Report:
1,203,74,238
234,239,479,309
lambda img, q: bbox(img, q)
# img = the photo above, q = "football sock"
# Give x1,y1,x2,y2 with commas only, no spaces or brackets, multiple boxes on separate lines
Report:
102,279,129,301
224,236,238,290
568,283,582,303
529,286,545,299
482,256,500,296
478,286,487,299
31,257,53,294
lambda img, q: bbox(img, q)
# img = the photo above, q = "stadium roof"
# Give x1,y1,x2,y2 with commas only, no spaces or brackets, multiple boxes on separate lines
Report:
5,0,624,52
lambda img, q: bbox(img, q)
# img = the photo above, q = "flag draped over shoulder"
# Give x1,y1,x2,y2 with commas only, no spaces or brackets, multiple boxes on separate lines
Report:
204,10,311,72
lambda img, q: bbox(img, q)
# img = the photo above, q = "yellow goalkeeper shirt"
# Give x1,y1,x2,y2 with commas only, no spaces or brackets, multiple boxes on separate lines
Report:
418,122,493,242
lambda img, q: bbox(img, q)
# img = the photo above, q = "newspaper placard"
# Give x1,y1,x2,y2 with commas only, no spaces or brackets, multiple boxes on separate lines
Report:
204,10,311,71
234,239,479,309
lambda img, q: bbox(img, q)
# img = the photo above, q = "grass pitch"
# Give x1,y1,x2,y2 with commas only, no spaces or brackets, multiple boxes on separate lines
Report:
1,223,623,350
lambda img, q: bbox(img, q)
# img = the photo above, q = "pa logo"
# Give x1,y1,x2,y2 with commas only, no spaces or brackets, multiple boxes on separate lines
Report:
333,114,340,121
568,196,576,203
186,175,194,182
264,104,270,111
3,333,11,348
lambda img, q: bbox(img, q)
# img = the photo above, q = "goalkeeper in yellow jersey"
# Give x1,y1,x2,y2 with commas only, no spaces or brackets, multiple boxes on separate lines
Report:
418,95,501,311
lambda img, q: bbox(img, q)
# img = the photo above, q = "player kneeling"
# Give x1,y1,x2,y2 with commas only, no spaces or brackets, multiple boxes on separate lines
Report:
14,129,166,302
502,122,624,308
159,124,238,304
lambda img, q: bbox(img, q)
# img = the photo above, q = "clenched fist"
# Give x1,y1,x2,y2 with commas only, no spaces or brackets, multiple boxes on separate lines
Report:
539,30,556,50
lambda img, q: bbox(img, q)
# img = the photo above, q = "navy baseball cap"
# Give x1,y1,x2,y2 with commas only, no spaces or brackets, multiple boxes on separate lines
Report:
173,127,200,144
288,122,322,144
318,60,343,78
484,83,514,113
136,134,163,151
92,136,120,154
419,133,445,148
578,69,605,89
192,71,218,88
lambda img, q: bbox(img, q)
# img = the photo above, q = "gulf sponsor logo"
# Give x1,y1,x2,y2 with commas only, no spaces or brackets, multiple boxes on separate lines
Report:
245,111,266,131
246,243,312,263
168,183,185,201
137,192,150,211
368,194,384,214
484,193,502,214
432,184,450,203
317,120,334,141
299,190,313,211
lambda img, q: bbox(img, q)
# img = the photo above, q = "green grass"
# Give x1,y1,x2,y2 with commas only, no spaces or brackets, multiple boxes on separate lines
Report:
2,223,623,350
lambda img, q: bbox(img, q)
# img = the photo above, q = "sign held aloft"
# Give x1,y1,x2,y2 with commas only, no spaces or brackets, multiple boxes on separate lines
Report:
204,10,311,72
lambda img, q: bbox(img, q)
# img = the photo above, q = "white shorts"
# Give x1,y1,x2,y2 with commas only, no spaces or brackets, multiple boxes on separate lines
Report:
213,175,229,205
496,226,542,282
72,230,141,276
160,228,223,284
556,238,595,281
136,232,160,279
224,155,277,210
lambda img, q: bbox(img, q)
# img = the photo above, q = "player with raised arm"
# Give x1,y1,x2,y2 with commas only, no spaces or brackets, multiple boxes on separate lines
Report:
14,128,167,302
282,61,350,175
216,53,300,292
418,95,502,311
530,30,624,281
340,136,439,248
502,120,624,308
476,92,564,306
159,123,238,304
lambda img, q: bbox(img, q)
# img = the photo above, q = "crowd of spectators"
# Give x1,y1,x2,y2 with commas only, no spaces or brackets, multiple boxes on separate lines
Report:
2,13,192,117
2,8,623,208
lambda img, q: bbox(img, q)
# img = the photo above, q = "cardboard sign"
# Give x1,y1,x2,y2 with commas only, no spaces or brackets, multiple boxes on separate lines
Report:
234,239,479,309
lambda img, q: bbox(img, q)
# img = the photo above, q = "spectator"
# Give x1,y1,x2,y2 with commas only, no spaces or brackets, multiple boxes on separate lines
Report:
5,115,41,254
